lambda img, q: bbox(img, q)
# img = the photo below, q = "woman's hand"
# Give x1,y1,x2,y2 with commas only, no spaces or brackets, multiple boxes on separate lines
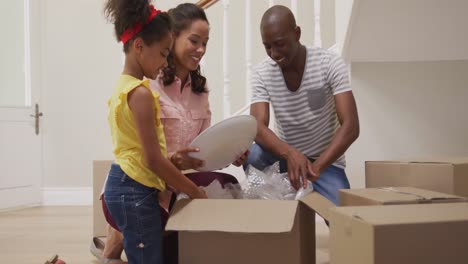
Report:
170,147,205,170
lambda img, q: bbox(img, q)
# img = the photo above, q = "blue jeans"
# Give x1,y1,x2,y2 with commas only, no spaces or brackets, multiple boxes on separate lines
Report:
104,164,163,264
244,144,350,206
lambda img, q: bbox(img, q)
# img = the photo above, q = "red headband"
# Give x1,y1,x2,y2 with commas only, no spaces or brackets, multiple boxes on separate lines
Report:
120,5,161,45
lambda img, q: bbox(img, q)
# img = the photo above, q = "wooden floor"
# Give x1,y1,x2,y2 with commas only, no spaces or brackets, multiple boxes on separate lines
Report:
0,206,330,263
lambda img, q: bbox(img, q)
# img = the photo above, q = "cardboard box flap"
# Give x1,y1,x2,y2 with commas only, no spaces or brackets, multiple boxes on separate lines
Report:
332,203,468,225
166,199,299,233
365,160,405,164
299,192,335,221
342,187,467,205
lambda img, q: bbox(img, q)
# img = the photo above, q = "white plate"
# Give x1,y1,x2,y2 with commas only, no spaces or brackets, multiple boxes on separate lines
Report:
188,115,257,171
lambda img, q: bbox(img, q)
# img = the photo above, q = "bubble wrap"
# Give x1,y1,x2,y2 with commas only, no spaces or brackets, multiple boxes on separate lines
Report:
176,162,313,201
241,162,313,200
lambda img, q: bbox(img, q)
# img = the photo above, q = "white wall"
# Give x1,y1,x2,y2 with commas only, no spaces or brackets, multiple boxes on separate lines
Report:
334,0,353,50
41,0,121,187
40,0,336,188
346,60,468,188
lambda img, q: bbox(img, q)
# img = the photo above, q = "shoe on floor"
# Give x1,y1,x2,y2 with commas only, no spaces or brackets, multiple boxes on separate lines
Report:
90,237,104,260
90,237,126,264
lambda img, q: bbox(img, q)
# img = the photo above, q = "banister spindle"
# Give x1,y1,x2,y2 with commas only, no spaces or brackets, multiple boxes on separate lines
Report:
245,0,252,104
222,0,231,118
314,0,322,47
291,0,297,17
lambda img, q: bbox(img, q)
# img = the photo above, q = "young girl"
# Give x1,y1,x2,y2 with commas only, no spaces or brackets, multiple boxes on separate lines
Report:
103,1,207,263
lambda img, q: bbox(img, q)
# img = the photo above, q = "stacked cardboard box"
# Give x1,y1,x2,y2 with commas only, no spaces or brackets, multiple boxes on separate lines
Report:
366,158,468,197
339,187,467,206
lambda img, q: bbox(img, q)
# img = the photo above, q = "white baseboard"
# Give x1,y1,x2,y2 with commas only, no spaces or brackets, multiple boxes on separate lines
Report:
41,187,92,206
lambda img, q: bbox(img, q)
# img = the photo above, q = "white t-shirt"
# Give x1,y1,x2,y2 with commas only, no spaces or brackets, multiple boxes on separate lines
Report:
251,46,351,168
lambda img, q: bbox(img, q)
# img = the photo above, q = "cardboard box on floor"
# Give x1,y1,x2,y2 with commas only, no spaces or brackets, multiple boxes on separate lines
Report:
166,193,335,264
366,158,468,197
340,187,468,206
93,160,113,237
330,202,468,264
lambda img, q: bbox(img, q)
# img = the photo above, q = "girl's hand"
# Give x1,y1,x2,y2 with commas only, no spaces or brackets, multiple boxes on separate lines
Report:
189,187,208,199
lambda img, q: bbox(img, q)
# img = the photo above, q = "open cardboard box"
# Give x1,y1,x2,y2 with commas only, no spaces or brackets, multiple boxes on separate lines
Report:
94,160,334,264
166,192,334,264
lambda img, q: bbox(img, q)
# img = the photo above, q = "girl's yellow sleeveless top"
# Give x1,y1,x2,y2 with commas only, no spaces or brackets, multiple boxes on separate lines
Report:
108,74,167,191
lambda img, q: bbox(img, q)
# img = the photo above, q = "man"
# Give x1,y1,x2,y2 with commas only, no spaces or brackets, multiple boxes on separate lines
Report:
244,5,359,205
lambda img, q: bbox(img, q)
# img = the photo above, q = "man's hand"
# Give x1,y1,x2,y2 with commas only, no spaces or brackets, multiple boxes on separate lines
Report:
232,150,250,167
285,148,319,189
309,162,321,182
171,148,205,170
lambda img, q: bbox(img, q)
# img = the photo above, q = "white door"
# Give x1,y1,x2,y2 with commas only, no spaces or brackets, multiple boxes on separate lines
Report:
0,0,42,209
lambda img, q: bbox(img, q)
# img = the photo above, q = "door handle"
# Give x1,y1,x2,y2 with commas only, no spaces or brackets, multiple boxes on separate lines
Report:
29,103,43,135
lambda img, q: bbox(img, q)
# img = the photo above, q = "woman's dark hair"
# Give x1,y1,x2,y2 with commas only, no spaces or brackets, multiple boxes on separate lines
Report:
104,0,172,53
162,3,209,94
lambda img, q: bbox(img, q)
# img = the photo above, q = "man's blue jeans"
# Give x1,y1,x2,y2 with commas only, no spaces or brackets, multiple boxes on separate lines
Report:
244,144,350,205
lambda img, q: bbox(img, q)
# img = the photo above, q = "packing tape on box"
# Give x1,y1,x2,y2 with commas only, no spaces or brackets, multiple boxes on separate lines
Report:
377,187,467,204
